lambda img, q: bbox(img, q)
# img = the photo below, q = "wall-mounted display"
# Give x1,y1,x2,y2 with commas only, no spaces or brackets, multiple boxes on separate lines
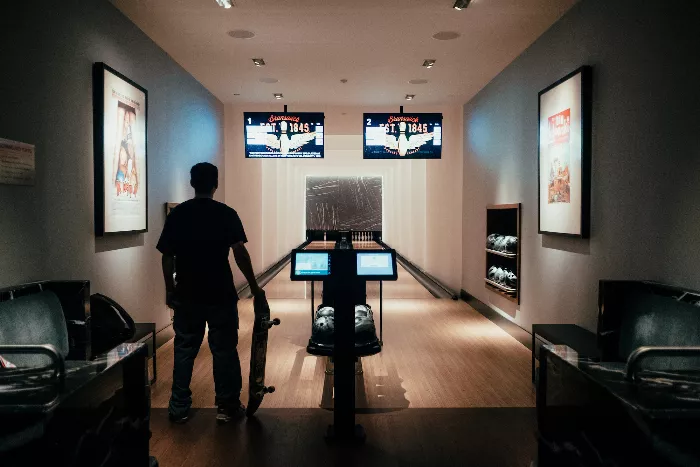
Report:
538,66,591,238
363,113,442,159
244,112,324,158
93,62,148,236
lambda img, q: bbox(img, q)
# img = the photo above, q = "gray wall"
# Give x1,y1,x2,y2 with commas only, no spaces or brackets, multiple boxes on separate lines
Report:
0,0,225,331
462,0,700,331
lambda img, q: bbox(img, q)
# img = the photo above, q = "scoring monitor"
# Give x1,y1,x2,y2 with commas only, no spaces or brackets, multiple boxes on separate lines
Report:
356,252,396,278
293,252,331,277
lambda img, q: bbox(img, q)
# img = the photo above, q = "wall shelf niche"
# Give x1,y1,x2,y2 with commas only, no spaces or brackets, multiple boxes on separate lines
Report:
485,203,521,304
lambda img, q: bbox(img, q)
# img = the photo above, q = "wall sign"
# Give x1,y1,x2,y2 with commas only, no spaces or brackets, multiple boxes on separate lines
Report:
0,138,35,186
538,66,592,238
93,62,148,236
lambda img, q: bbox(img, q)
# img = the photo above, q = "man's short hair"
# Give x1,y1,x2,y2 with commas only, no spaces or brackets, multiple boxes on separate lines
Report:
190,162,218,194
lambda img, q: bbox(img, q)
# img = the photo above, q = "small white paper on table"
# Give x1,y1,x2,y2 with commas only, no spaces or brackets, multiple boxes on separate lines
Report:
0,138,35,186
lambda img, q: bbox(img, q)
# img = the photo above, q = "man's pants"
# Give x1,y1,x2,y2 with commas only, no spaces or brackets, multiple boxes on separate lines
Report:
169,302,241,417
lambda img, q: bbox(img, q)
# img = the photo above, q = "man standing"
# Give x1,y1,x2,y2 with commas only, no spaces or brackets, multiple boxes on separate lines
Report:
157,162,264,424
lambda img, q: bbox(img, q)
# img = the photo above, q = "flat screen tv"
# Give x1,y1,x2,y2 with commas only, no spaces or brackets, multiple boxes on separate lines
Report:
244,112,324,158
363,113,442,159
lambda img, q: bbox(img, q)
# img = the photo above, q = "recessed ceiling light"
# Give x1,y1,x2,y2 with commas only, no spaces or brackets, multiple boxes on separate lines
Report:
252,58,265,67
432,31,461,41
215,0,234,8
453,0,471,10
228,30,255,39
409,79,429,85
274,93,283,100
260,78,279,84
422,59,436,68
405,94,415,101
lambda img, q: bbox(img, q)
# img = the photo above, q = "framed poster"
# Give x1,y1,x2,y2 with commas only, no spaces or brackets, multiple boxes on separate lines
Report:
538,66,592,238
93,62,148,236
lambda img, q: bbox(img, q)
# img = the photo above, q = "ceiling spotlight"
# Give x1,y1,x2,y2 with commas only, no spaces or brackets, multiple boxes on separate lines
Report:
215,0,234,8
422,59,436,68
274,93,283,100
252,58,265,67
405,94,415,101
453,0,471,10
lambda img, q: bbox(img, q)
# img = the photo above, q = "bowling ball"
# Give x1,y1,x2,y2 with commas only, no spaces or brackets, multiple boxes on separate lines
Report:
487,234,499,249
504,270,517,288
355,315,377,346
494,236,507,251
503,236,518,253
317,306,335,318
313,315,335,345
494,267,506,284
354,304,371,318
488,266,498,280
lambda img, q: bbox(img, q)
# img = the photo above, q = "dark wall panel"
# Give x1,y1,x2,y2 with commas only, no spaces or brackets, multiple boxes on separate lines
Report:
306,176,382,231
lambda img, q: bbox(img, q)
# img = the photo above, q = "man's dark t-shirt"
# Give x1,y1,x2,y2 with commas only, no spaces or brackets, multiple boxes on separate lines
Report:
157,198,247,306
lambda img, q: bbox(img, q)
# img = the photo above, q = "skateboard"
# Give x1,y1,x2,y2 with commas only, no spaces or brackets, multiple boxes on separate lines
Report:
246,291,280,417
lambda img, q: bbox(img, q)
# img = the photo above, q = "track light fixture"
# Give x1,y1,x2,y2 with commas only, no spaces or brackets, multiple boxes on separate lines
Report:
453,0,471,11
215,0,234,9
405,94,415,101
274,93,284,100
422,59,436,68
252,58,266,67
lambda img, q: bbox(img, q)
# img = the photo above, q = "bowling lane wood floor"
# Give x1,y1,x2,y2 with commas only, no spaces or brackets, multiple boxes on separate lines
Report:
150,264,536,466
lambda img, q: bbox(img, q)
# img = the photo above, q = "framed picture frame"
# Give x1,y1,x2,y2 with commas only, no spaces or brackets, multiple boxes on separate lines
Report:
538,65,592,238
93,62,148,236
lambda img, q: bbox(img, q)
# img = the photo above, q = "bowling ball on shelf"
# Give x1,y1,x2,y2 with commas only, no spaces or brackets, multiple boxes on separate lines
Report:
504,270,518,288
494,267,506,284
488,266,498,281
487,234,499,249
504,236,518,253
494,236,508,251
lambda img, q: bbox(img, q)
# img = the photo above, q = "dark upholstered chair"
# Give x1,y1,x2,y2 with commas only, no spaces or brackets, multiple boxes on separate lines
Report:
598,280,700,379
0,290,69,371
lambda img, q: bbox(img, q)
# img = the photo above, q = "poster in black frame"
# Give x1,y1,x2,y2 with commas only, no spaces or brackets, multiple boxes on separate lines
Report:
93,62,148,236
538,65,591,238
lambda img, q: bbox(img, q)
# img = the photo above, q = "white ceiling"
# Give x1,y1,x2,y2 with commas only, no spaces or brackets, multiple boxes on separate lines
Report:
111,0,578,106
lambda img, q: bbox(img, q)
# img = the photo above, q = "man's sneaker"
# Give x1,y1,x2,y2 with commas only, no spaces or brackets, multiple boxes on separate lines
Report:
216,402,246,424
168,411,190,424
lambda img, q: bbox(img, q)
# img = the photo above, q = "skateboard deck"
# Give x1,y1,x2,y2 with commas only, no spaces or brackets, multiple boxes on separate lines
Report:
246,292,280,416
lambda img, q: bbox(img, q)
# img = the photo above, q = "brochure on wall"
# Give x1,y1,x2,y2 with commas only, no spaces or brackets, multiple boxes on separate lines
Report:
0,137,35,186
